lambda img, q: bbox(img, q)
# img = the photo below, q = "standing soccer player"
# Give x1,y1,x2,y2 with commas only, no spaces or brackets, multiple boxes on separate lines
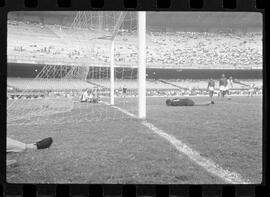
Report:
207,78,215,104
219,74,228,99
122,85,127,98
248,84,256,97
226,76,233,100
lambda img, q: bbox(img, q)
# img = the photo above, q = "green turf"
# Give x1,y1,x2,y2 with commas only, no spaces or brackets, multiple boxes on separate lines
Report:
7,96,262,184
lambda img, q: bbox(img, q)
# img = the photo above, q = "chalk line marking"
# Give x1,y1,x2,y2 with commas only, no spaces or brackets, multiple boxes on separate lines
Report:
141,121,251,184
102,101,251,184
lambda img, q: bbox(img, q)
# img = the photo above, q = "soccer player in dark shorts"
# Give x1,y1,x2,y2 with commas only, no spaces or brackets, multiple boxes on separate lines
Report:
122,85,127,98
207,78,215,104
166,98,212,106
123,86,127,94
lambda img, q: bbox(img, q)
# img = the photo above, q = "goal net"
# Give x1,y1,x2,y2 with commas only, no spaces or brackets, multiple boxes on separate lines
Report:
7,11,144,126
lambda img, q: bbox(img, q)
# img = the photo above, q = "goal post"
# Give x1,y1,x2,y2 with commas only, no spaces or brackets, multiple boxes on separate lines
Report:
138,11,146,119
110,39,115,105
108,11,146,119
7,11,147,125
76,11,147,119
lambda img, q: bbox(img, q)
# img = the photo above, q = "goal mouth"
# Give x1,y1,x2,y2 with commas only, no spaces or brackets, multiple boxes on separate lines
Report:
7,11,145,126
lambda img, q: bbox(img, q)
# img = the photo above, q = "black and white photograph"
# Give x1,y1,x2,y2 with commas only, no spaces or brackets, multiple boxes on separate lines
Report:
6,11,262,184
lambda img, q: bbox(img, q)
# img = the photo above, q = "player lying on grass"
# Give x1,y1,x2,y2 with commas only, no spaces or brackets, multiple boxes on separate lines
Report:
7,137,53,167
7,137,53,153
80,88,100,103
166,98,213,106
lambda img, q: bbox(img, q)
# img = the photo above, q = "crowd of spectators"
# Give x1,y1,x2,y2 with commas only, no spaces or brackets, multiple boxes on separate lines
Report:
8,20,262,68
148,31,262,66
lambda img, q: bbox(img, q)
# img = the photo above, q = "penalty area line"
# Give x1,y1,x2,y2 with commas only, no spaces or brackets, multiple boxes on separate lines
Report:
102,101,251,184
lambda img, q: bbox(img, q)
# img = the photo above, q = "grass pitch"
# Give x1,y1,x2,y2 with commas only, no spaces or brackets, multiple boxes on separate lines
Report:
7,96,262,184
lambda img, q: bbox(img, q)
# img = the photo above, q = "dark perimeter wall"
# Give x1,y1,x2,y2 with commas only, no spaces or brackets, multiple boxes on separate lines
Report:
8,63,263,80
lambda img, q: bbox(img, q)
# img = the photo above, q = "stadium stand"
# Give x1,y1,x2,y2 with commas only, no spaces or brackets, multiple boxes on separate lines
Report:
7,17,262,100
149,31,262,67
8,20,262,69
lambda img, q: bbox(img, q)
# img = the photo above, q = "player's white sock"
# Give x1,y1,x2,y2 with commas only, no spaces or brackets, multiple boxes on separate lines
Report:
26,143,37,150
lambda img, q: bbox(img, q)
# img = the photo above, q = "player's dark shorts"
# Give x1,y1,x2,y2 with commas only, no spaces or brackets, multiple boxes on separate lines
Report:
123,88,127,94
166,98,195,106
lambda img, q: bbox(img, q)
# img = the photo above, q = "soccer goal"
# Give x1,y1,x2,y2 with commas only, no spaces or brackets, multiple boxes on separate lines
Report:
7,11,146,126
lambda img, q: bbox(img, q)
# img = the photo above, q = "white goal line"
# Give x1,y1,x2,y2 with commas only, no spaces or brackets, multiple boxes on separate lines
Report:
102,101,251,184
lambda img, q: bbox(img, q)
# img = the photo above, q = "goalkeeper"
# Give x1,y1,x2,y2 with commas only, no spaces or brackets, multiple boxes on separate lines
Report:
166,98,214,106
166,98,212,106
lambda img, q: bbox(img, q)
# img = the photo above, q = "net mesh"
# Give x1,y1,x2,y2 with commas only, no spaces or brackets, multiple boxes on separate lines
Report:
7,11,139,126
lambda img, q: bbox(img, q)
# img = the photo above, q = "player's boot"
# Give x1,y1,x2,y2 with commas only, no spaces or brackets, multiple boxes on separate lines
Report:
35,137,53,149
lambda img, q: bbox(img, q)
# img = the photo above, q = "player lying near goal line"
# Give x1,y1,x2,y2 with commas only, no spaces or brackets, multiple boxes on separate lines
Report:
166,98,213,106
80,88,100,103
7,137,53,167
